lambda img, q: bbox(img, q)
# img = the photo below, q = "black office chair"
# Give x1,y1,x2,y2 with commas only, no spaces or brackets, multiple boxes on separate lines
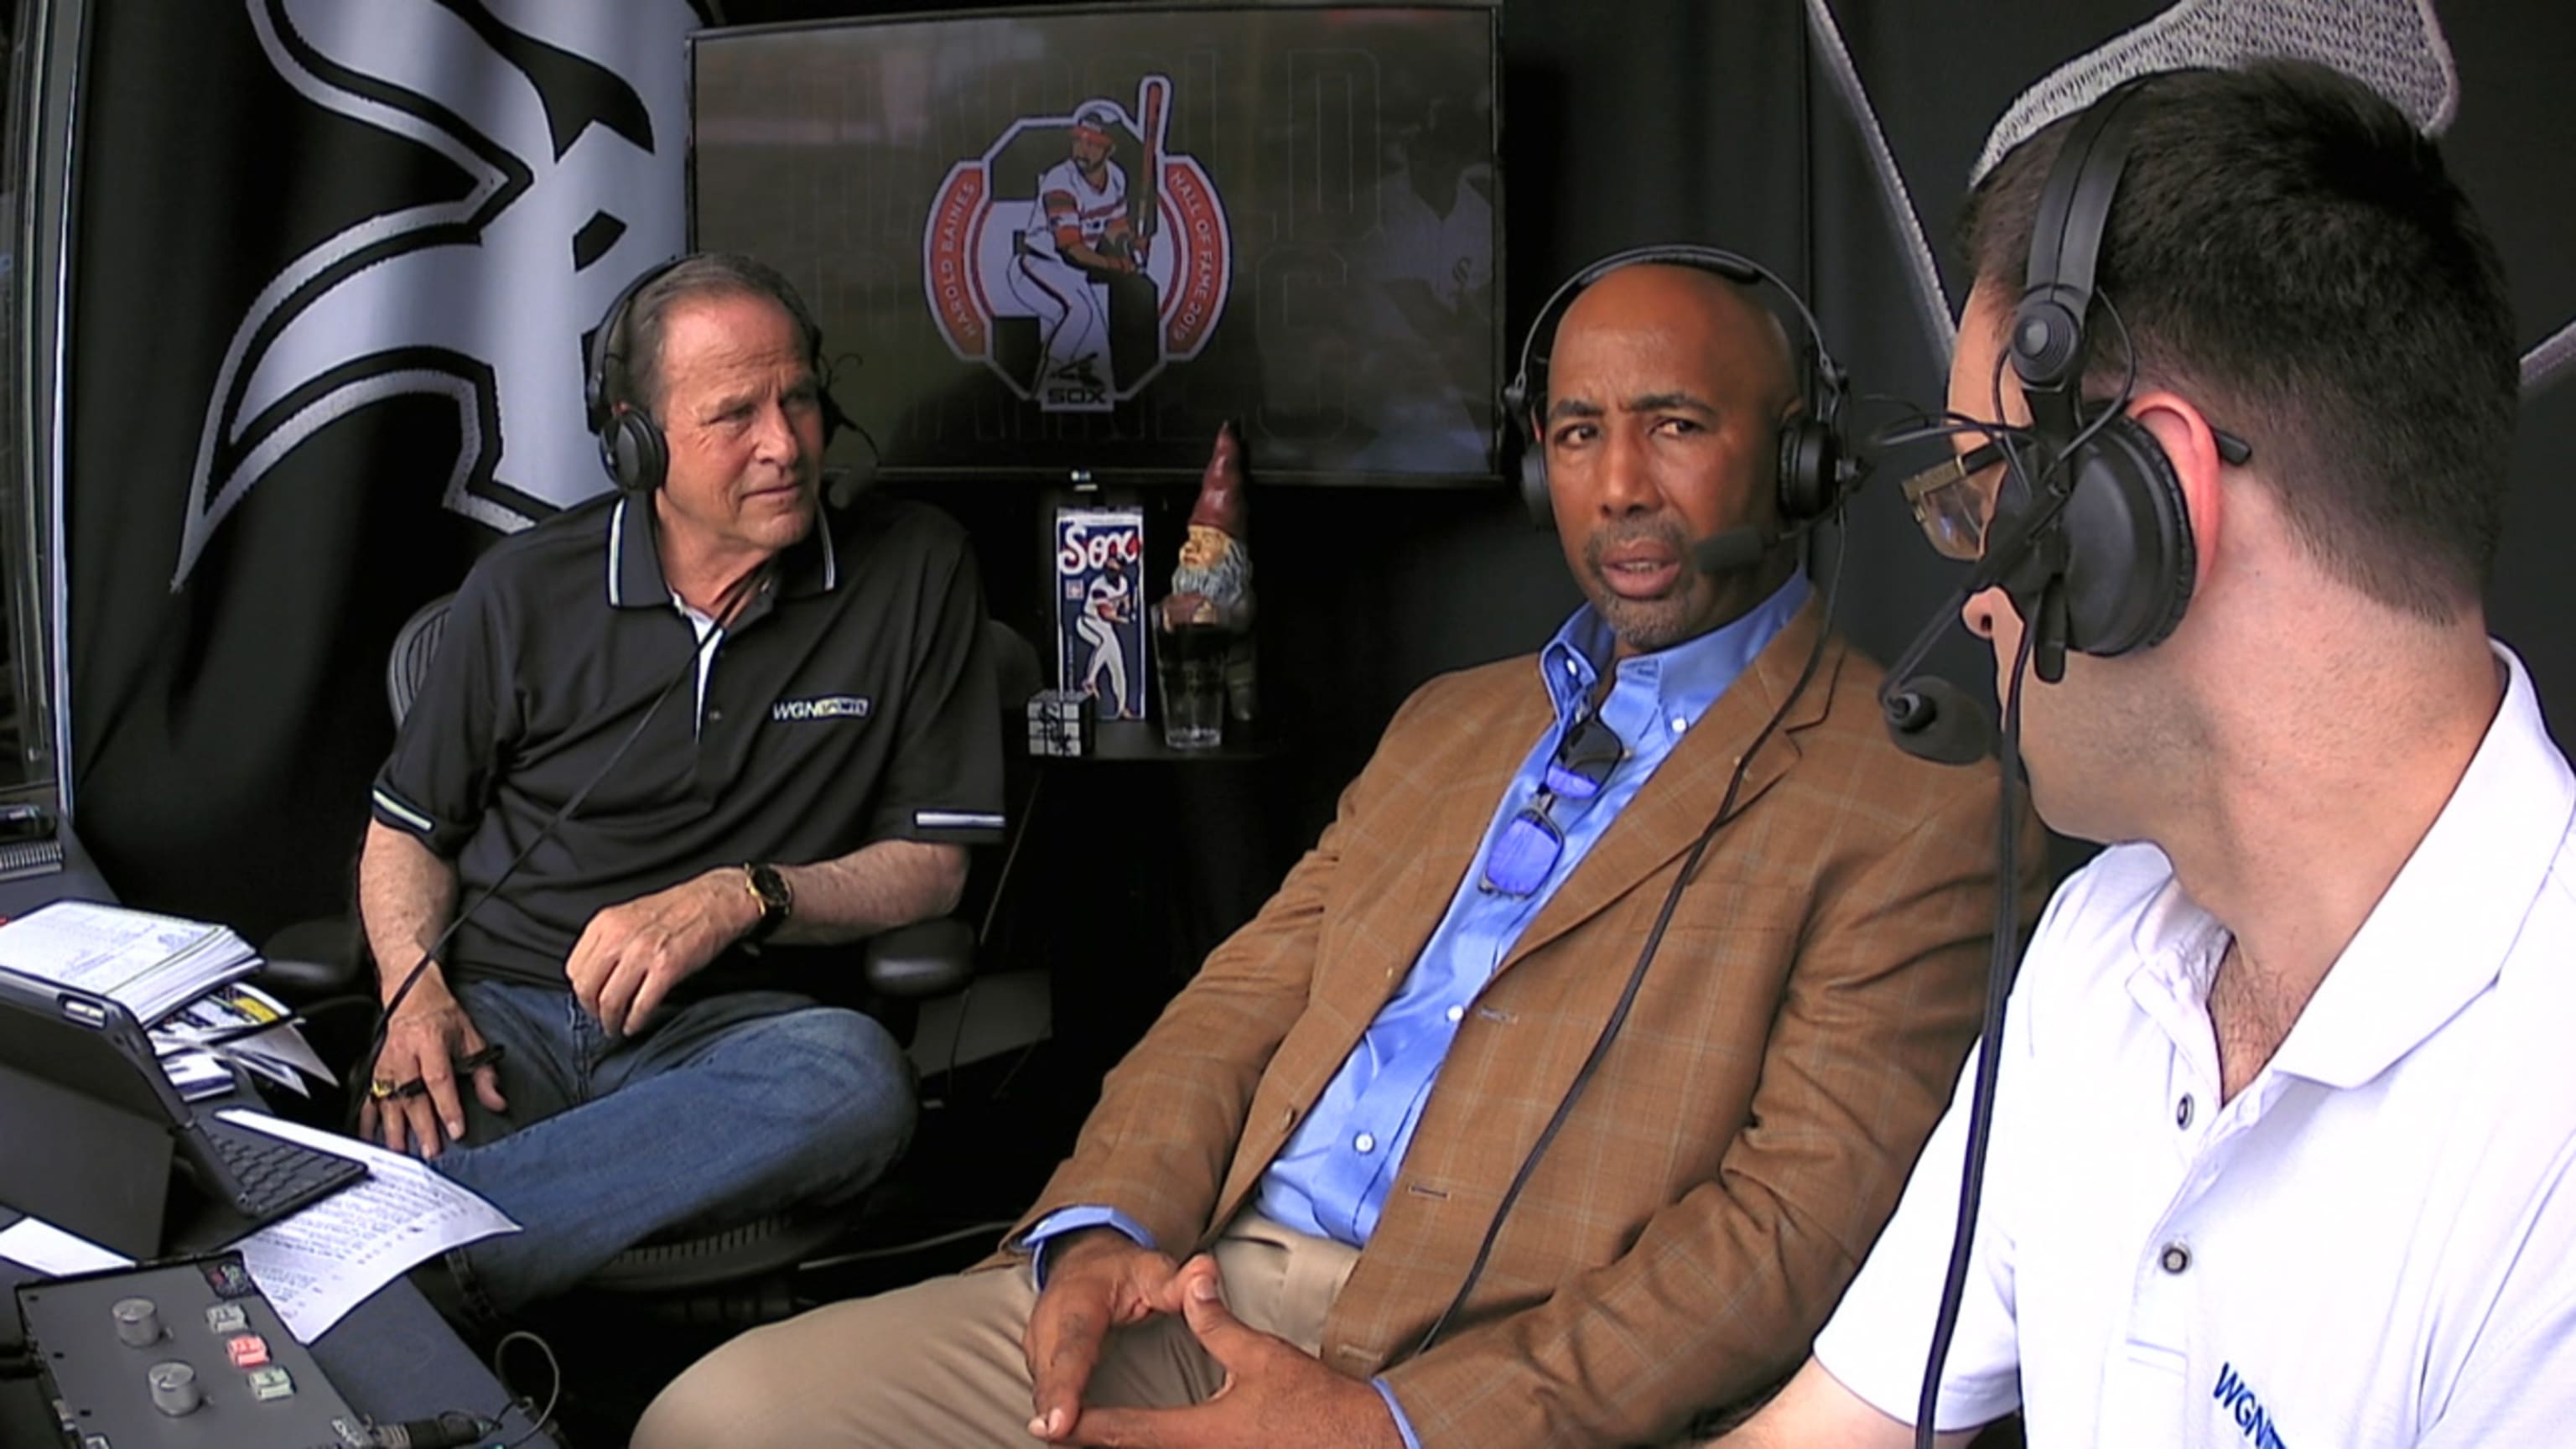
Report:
257,594,457,995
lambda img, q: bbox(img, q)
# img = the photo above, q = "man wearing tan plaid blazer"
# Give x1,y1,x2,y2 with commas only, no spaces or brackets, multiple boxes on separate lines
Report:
641,263,2029,1449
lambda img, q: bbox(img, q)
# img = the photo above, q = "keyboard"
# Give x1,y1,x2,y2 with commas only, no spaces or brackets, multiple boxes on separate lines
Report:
197,1116,368,1221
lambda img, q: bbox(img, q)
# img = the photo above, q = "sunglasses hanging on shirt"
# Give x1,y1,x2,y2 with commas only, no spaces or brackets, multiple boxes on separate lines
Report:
1480,714,1627,897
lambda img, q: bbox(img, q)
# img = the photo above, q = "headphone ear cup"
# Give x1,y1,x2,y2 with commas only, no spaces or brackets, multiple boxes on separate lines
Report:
1775,418,1839,523
1504,372,1553,530
606,411,668,495
2057,413,2194,656
1519,443,1553,530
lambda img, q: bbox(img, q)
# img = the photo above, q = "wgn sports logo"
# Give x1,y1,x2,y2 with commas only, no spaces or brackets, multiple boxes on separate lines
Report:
771,695,872,724
923,76,1231,413
2211,1362,2292,1449
174,0,701,587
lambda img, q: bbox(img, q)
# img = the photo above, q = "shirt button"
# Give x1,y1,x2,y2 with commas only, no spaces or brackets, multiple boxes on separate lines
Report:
1353,1132,1376,1155
707,708,724,724
2175,1094,2194,1129
1445,1004,1465,1024
2160,1242,2192,1275
1670,715,1688,734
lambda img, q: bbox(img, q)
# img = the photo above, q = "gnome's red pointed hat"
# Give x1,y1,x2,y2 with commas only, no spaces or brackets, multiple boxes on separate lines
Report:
1187,420,1248,539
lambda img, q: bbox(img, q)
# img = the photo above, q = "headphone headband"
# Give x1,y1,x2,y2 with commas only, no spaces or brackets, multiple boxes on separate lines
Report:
1996,77,2197,665
2011,76,2154,424
584,255,684,440
1506,243,1847,435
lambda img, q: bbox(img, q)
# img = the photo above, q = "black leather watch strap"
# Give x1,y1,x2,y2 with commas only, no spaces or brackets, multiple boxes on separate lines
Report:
742,862,792,943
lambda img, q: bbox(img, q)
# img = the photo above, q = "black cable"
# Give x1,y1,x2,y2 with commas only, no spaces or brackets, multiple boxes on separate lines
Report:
1989,289,2142,517
975,770,1043,949
350,623,721,1126
823,349,885,478
487,1327,564,1449
1413,521,1849,1357
1864,411,2033,455
361,1410,499,1448
797,1217,1022,1272
946,770,1046,1094
1898,292,2142,1446
1912,617,2035,1449
185,992,378,1050
984,1033,1045,1101
1866,282,2144,567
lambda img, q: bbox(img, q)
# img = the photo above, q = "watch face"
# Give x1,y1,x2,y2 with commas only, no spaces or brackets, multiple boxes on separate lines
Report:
750,865,792,915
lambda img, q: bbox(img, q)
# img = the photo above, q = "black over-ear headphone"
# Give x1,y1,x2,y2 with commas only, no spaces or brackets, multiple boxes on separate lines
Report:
1997,76,2195,660
583,254,853,495
1503,244,1857,532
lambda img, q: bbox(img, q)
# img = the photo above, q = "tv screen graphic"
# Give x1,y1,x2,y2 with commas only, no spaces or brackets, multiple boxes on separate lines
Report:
690,4,1502,485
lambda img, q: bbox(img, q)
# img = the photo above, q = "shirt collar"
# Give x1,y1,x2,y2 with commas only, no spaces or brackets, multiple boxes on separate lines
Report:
605,492,839,611
2125,643,2575,1089
1537,571,1811,728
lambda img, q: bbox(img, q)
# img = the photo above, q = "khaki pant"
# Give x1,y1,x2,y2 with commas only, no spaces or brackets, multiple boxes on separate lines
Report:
634,1216,1363,1449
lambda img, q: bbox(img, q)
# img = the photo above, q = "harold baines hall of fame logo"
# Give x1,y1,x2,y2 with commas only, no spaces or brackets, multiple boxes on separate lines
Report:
924,77,1231,413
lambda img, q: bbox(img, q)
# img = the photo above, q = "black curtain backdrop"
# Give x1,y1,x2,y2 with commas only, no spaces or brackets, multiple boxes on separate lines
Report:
65,0,2576,937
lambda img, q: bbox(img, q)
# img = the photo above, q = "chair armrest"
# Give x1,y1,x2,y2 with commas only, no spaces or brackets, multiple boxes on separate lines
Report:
255,916,368,1000
862,917,976,1000
255,953,367,998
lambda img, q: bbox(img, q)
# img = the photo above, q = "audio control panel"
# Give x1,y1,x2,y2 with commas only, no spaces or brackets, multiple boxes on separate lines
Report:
15,1253,367,1448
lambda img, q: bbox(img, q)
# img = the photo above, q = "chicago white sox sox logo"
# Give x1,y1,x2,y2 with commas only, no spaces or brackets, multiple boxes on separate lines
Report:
174,0,697,588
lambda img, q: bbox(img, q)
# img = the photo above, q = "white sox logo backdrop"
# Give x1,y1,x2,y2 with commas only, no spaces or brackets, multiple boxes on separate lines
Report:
923,76,1233,414
173,0,699,589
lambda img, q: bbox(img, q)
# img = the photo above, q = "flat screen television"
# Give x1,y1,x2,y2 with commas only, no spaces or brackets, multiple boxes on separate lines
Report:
688,2,1503,486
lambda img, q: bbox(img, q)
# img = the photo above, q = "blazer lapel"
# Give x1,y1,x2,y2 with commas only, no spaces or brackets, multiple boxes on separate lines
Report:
1495,597,1841,977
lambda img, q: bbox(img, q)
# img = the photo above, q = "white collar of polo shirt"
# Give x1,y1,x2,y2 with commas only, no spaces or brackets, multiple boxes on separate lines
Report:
2117,646,2573,1096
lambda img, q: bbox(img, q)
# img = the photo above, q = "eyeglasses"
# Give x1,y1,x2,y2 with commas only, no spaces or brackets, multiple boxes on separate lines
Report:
1481,713,1624,897
1899,426,2254,562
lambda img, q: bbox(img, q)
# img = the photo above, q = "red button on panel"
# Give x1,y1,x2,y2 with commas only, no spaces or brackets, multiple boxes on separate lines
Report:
226,1334,270,1368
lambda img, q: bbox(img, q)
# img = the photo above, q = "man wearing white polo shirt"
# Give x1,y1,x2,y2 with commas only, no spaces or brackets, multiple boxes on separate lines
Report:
1717,61,2576,1448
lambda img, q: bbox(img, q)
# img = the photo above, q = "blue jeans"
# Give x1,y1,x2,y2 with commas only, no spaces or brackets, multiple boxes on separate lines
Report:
425,977,915,1317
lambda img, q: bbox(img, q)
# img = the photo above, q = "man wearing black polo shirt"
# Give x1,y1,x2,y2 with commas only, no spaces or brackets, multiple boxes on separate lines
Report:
356,252,1002,1319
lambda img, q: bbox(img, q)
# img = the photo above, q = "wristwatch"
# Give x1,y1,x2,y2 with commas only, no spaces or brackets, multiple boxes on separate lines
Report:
741,862,793,944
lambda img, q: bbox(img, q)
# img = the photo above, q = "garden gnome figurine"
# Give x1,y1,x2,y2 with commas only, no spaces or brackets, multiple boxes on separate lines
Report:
1161,420,1257,721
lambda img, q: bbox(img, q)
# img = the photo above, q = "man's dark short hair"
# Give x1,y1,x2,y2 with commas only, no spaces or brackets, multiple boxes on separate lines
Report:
610,252,826,420
1960,60,2517,621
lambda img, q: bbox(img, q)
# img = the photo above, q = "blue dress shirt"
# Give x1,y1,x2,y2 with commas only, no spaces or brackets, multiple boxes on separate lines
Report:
1021,572,1809,1443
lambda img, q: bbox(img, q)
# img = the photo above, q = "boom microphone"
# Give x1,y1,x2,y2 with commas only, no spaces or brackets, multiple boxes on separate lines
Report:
1880,677,1996,765
1690,514,1823,575
1872,584,2001,766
